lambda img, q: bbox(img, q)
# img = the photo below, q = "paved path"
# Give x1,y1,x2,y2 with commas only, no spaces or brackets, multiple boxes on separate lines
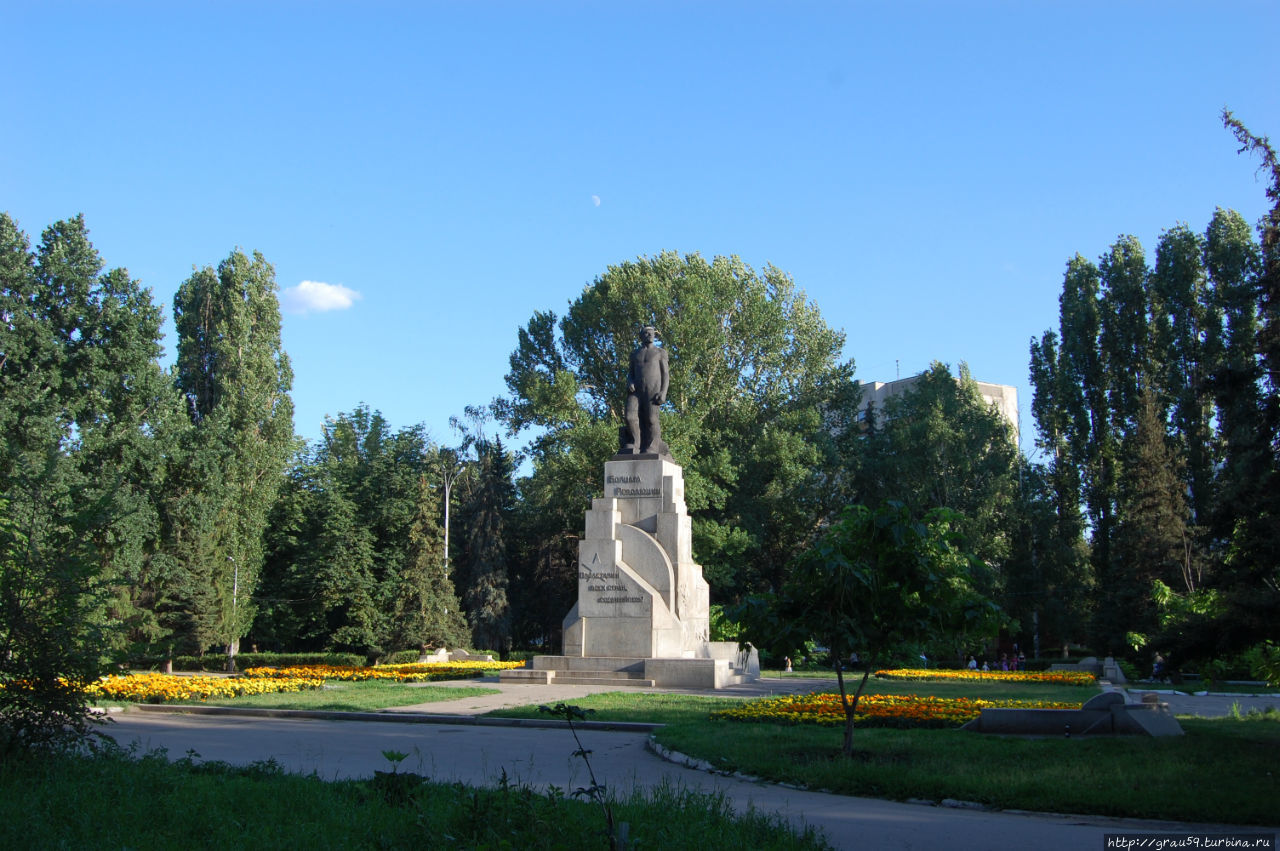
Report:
99,677,1278,850
1120,686,1280,718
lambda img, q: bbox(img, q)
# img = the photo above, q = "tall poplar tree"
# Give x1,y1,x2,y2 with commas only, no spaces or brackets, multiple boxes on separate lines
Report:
171,250,294,669
1150,225,1221,528
1210,112,1280,659
1204,208,1264,543
1027,331,1092,651
1056,256,1114,595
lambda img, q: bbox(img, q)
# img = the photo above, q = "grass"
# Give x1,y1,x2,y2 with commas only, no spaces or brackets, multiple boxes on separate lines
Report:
0,743,831,850
656,713,1280,825
493,690,746,723
93,680,500,713
192,680,500,711
487,683,1280,826
488,678,1098,724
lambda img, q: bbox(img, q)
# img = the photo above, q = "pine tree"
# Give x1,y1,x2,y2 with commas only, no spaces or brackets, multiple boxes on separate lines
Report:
1,213,176,747
1105,390,1196,653
391,475,469,653
458,437,515,654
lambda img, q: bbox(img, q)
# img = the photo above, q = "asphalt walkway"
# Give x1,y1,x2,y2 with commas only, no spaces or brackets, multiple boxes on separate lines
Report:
99,676,1280,850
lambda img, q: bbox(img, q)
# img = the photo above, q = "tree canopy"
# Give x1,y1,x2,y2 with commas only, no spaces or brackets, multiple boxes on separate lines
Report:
740,501,999,755
0,213,180,749
169,250,295,669
495,251,858,613
1026,112,1280,672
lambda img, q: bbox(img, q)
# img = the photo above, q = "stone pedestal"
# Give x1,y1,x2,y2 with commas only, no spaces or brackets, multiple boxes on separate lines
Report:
562,455,710,658
500,453,756,689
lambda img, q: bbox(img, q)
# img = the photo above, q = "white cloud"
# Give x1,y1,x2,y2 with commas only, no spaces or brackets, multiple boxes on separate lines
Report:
281,280,362,314
591,194,601,207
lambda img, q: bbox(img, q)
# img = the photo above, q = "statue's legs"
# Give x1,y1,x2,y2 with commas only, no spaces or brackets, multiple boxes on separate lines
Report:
625,394,642,451
645,403,661,453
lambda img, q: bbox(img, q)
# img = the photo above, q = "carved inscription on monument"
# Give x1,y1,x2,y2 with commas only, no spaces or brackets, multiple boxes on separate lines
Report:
606,472,660,498
579,566,643,604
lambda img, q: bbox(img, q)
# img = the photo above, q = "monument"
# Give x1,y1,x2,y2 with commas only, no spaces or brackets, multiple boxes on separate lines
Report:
502,326,758,689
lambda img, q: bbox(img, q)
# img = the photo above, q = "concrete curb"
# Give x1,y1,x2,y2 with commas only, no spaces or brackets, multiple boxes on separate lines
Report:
124,702,663,733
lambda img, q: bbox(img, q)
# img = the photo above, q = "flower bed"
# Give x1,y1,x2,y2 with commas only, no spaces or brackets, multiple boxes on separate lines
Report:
874,668,1097,686
240,660,524,683
88,673,324,704
711,692,1078,729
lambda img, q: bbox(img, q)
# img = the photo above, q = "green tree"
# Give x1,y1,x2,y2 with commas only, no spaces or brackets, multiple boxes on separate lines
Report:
1205,207,1264,545
1027,331,1093,651
1055,254,1117,613
1105,390,1197,653
1,213,177,747
741,502,999,756
390,474,470,653
1150,224,1221,528
1205,112,1280,658
455,434,516,654
254,407,437,656
854,363,1019,604
1005,460,1093,657
171,250,294,670
495,251,856,607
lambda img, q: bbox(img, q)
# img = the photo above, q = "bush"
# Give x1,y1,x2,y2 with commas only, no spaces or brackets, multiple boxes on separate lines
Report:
1247,642,1280,687
380,650,422,665
130,652,367,672
1117,659,1142,682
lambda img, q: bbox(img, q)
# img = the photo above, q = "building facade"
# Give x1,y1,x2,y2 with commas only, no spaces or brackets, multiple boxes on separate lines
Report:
856,373,1019,446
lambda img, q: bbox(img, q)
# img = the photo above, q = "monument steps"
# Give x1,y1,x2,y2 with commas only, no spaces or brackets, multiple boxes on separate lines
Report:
552,673,657,687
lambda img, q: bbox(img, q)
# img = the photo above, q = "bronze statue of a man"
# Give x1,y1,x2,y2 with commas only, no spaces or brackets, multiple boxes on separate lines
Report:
623,325,669,455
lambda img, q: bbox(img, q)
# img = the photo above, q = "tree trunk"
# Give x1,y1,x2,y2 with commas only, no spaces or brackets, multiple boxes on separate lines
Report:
836,658,872,757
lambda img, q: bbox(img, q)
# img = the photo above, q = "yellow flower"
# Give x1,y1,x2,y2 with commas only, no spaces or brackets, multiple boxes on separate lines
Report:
240,660,523,683
710,691,1078,728
87,673,324,703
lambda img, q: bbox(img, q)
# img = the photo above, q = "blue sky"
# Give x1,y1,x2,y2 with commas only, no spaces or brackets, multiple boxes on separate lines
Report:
4,2,1277,460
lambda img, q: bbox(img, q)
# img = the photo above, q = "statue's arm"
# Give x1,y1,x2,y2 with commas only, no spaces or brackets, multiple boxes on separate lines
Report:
656,349,670,404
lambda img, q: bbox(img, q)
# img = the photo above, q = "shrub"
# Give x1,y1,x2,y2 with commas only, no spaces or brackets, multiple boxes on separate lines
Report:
132,652,367,672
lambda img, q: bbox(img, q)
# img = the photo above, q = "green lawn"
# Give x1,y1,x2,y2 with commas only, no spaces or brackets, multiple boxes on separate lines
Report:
192,680,500,711
0,745,830,850
490,678,1098,722
487,682,1280,826
492,691,746,723
91,680,500,713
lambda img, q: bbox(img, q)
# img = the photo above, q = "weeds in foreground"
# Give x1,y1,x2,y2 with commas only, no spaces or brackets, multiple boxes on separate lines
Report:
0,742,828,849
371,749,426,806
539,701,628,850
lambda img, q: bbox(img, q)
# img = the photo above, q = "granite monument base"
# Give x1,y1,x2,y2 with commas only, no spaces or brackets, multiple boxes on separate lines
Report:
499,454,758,690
